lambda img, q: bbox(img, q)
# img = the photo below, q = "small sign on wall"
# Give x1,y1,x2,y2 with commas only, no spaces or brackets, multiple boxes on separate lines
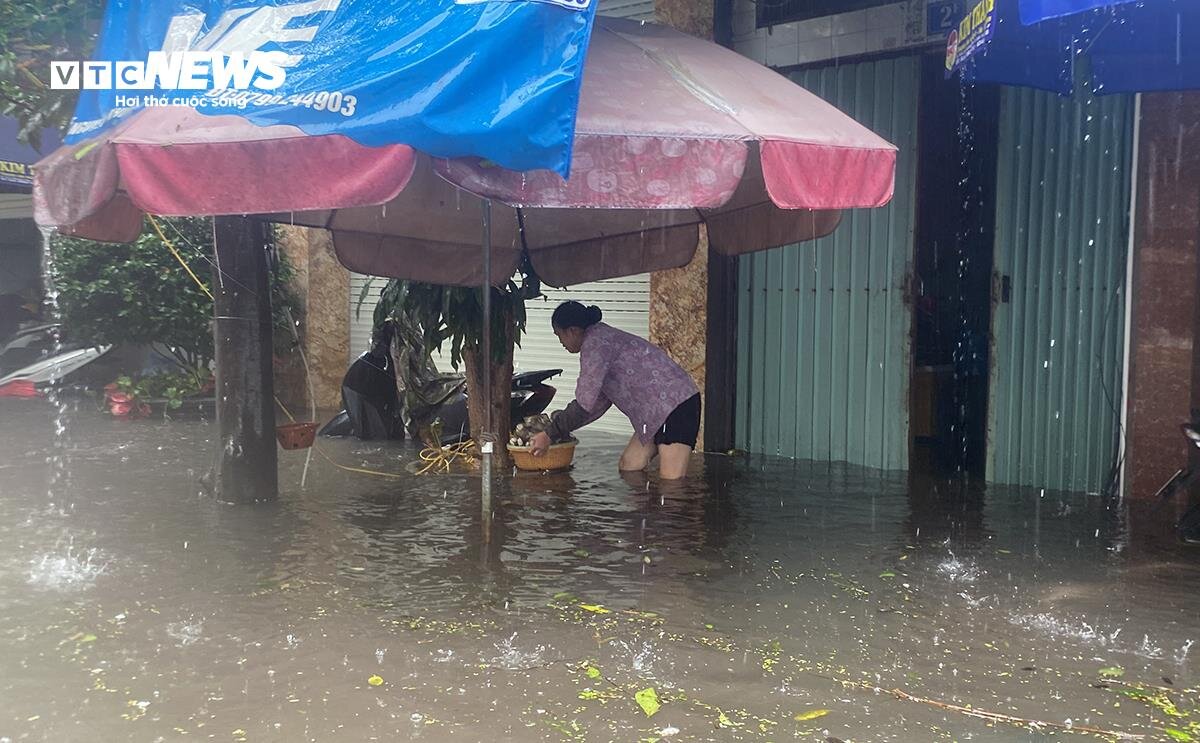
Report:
926,0,964,35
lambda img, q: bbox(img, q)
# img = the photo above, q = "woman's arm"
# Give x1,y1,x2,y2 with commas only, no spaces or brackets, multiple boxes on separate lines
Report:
534,332,611,455
545,396,612,441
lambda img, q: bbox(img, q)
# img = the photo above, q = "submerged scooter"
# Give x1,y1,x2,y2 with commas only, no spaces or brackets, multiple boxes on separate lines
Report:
1154,423,1200,544
318,320,562,445
0,322,111,392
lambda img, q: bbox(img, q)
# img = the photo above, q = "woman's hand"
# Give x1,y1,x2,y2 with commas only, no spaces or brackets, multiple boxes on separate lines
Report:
530,431,552,456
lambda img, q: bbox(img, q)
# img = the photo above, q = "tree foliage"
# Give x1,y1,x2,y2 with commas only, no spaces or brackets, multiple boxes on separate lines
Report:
52,217,299,373
368,256,542,369
366,258,542,447
0,0,104,146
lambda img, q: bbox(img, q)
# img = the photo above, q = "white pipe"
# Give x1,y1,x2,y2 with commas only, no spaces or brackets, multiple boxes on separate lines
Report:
1118,92,1142,502
284,306,317,489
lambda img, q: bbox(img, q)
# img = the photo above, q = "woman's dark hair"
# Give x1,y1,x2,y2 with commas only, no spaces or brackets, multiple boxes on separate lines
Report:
552,301,603,330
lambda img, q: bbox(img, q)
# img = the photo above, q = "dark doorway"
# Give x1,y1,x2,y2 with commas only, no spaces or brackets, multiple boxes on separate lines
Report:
910,53,1000,478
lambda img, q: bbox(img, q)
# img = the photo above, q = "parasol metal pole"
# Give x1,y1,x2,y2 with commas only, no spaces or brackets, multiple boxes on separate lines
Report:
480,199,494,539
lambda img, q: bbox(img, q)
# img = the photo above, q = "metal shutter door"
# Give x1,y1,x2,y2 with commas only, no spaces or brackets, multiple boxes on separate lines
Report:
598,0,655,20
986,87,1134,492
348,273,381,362
736,56,919,469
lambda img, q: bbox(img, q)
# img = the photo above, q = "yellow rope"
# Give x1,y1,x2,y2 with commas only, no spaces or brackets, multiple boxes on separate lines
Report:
148,214,213,300
415,439,478,475
274,396,297,422
313,442,407,480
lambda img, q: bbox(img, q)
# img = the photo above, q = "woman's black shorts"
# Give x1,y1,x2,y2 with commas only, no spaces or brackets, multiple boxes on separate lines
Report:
653,393,702,449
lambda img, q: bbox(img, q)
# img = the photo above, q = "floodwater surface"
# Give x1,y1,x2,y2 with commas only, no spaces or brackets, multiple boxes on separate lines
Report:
1,400,1199,742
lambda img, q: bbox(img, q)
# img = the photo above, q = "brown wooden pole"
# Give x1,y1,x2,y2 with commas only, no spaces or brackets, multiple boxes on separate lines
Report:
212,216,277,503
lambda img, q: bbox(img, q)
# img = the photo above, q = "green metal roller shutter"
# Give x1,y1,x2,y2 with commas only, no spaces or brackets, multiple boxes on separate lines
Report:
735,55,919,469
987,86,1134,493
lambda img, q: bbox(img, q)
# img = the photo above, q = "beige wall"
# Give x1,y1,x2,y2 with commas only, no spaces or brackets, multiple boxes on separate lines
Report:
650,0,713,444
275,225,349,411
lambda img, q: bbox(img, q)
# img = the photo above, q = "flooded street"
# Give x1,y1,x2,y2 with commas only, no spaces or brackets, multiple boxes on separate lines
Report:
2,400,1199,742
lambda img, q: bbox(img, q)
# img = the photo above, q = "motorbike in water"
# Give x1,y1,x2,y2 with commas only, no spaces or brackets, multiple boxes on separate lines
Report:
318,320,562,446
1154,423,1200,544
0,322,111,394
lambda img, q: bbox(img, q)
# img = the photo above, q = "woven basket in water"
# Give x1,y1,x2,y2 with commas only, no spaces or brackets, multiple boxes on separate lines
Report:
508,441,577,471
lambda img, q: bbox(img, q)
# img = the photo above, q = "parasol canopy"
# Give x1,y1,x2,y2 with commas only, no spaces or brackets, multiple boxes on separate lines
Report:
36,17,897,287
1019,0,1139,24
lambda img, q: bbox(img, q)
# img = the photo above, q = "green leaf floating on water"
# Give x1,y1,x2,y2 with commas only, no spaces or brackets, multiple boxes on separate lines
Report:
879,571,896,578
1164,728,1195,742
579,604,611,614
793,708,830,721
586,666,601,679
573,549,590,558
79,634,97,643
635,688,660,717
367,675,384,687
1098,666,1125,678
716,711,741,728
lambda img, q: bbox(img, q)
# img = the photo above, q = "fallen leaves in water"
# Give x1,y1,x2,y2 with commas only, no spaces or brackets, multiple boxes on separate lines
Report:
636,687,661,717
368,675,384,686
1099,666,1125,679
715,710,742,728
794,708,830,721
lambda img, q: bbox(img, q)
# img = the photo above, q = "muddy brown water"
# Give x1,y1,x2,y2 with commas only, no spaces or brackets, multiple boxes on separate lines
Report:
2,400,1199,742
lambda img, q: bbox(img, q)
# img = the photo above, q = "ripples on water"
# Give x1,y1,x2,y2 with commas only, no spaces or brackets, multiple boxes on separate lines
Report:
1,402,1198,741
26,536,108,591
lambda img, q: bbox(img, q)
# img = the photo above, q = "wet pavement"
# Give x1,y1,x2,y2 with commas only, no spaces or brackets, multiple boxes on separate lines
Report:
2,399,1199,742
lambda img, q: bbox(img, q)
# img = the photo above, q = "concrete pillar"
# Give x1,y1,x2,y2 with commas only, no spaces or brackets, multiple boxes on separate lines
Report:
212,216,277,504
1125,92,1200,499
654,0,713,36
274,225,350,411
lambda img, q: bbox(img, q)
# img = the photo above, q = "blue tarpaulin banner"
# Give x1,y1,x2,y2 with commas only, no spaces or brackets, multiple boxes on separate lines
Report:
1019,0,1139,24
65,0,598,176
0,116,62,189
951,0,1199,95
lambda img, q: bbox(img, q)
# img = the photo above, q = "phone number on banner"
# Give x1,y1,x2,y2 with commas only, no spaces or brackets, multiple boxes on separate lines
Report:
202,90,358,116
